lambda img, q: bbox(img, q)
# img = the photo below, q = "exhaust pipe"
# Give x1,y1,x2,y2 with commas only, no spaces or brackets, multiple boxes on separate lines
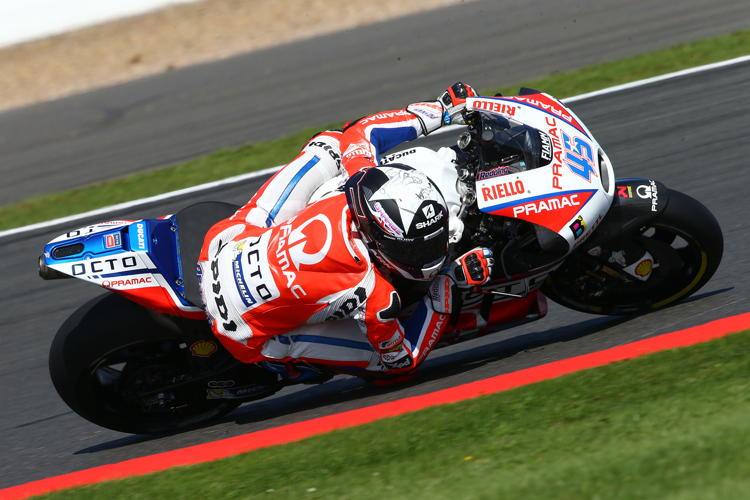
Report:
38,255,71,280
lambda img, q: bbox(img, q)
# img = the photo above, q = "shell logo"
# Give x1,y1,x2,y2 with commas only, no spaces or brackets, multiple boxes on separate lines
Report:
635,259,653,277
190,340,218,357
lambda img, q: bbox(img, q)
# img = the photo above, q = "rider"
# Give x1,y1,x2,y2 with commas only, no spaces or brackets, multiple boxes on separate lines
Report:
198,83,493,379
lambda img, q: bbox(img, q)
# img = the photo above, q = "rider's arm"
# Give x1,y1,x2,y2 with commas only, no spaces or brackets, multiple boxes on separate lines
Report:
340,82,477,175
360,246,494,373
339,104,443,175
359,271,453,373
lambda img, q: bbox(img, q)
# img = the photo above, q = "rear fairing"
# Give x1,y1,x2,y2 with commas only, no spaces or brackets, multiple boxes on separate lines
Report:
41,216,206,319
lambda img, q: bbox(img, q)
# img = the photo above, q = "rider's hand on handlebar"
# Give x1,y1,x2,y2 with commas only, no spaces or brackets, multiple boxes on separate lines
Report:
449,247,494,288
438,82,478,125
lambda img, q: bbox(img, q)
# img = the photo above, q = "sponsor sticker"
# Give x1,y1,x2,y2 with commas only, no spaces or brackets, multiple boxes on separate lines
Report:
506,94,588,136
569,215,587,239
480,180,525,203
408,103,442,121
207,380,235,388
622,253,654,281
484,189,596,233
587,246,602,257
342,141,372,160
128,222,148,251
572,214,603,248
470,99,517,116
416,204,443,230
206,384,269,399
381,149,416,165
512,193,580,217
637,180,659,212
477,166,509,181
325,287,368,322
617,185,634,198
232,241,257,308
190,340,218,357
359,110,410,124
546,117,564,190
104,233,122,249
636,259,653,277
101,275,154,289
71,254,145,276
608,250,627,267
538,131,553,165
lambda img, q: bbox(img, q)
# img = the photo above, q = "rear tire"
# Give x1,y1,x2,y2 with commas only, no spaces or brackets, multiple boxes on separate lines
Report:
49,294,248,434
542,189,723,315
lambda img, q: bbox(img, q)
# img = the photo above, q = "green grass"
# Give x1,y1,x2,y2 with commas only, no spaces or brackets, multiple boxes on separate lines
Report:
485,29,750,99
3,28,750,232
38,328,750,499
0,125,330,231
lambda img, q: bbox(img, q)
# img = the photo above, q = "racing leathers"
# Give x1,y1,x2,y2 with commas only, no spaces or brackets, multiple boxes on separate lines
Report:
199,83,482,375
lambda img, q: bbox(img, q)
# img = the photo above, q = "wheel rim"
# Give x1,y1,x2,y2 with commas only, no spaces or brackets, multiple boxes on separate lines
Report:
546,221,709,314
83,339,232,431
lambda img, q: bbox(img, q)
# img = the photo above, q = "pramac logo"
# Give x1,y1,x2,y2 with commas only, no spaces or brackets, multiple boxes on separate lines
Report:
486,190,597,233
276,213,334,298
286,214,333,270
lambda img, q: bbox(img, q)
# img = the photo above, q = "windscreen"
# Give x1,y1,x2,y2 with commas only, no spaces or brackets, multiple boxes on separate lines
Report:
477,111,552,174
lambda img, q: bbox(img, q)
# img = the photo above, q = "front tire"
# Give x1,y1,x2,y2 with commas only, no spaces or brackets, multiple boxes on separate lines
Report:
542,189,723,315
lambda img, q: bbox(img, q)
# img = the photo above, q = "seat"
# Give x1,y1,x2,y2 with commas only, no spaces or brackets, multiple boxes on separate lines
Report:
174,201,240,307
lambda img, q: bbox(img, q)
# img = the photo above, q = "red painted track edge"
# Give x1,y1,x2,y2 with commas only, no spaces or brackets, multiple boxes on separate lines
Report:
4,312,750,500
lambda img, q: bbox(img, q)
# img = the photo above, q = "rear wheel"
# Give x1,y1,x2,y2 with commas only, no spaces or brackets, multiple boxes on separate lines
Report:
49,294,278,434
542,190,723,315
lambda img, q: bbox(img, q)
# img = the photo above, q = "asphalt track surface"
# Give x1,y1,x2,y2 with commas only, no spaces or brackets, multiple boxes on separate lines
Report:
1,6,750,494
1,0,750,205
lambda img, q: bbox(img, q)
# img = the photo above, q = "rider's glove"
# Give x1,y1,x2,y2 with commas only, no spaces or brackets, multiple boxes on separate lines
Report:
449,247,494,288
438,82,478,125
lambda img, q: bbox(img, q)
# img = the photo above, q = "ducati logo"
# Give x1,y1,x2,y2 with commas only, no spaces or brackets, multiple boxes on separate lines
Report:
422,204,435,218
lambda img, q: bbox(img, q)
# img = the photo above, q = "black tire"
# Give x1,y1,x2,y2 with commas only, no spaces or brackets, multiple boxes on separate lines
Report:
542,189,723,315
49,293,244,434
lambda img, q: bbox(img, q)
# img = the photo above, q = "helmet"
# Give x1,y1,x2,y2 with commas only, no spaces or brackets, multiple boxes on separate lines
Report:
474,111,552,174
345,165,449,281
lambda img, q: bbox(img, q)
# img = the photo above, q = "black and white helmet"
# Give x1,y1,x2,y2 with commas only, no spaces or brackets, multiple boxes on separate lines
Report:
345,164,449,281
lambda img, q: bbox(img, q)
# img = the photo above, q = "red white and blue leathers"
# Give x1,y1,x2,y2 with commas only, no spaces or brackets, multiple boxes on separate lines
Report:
199,99,458,373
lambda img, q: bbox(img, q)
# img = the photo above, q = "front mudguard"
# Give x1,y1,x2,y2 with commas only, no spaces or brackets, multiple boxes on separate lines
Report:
575,178,668,254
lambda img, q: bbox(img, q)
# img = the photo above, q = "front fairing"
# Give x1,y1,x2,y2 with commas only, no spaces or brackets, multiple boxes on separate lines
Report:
468,92,615,252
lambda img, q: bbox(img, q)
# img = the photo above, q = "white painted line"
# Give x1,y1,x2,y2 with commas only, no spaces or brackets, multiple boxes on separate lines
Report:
0,166,282,238
2,54,749,240
563,54,750,103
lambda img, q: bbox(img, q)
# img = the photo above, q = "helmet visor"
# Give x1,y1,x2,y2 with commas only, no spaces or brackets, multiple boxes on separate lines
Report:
376,227,448,269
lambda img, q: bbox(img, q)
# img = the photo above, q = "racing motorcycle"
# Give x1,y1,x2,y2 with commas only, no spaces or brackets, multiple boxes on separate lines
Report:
39,89,723,434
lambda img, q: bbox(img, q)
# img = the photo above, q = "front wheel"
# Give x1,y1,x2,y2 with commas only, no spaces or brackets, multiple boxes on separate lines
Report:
542,189,723,315
49,293,278,434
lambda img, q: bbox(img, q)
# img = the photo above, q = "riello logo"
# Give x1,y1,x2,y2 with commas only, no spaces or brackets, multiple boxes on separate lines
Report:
480,180,525,202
